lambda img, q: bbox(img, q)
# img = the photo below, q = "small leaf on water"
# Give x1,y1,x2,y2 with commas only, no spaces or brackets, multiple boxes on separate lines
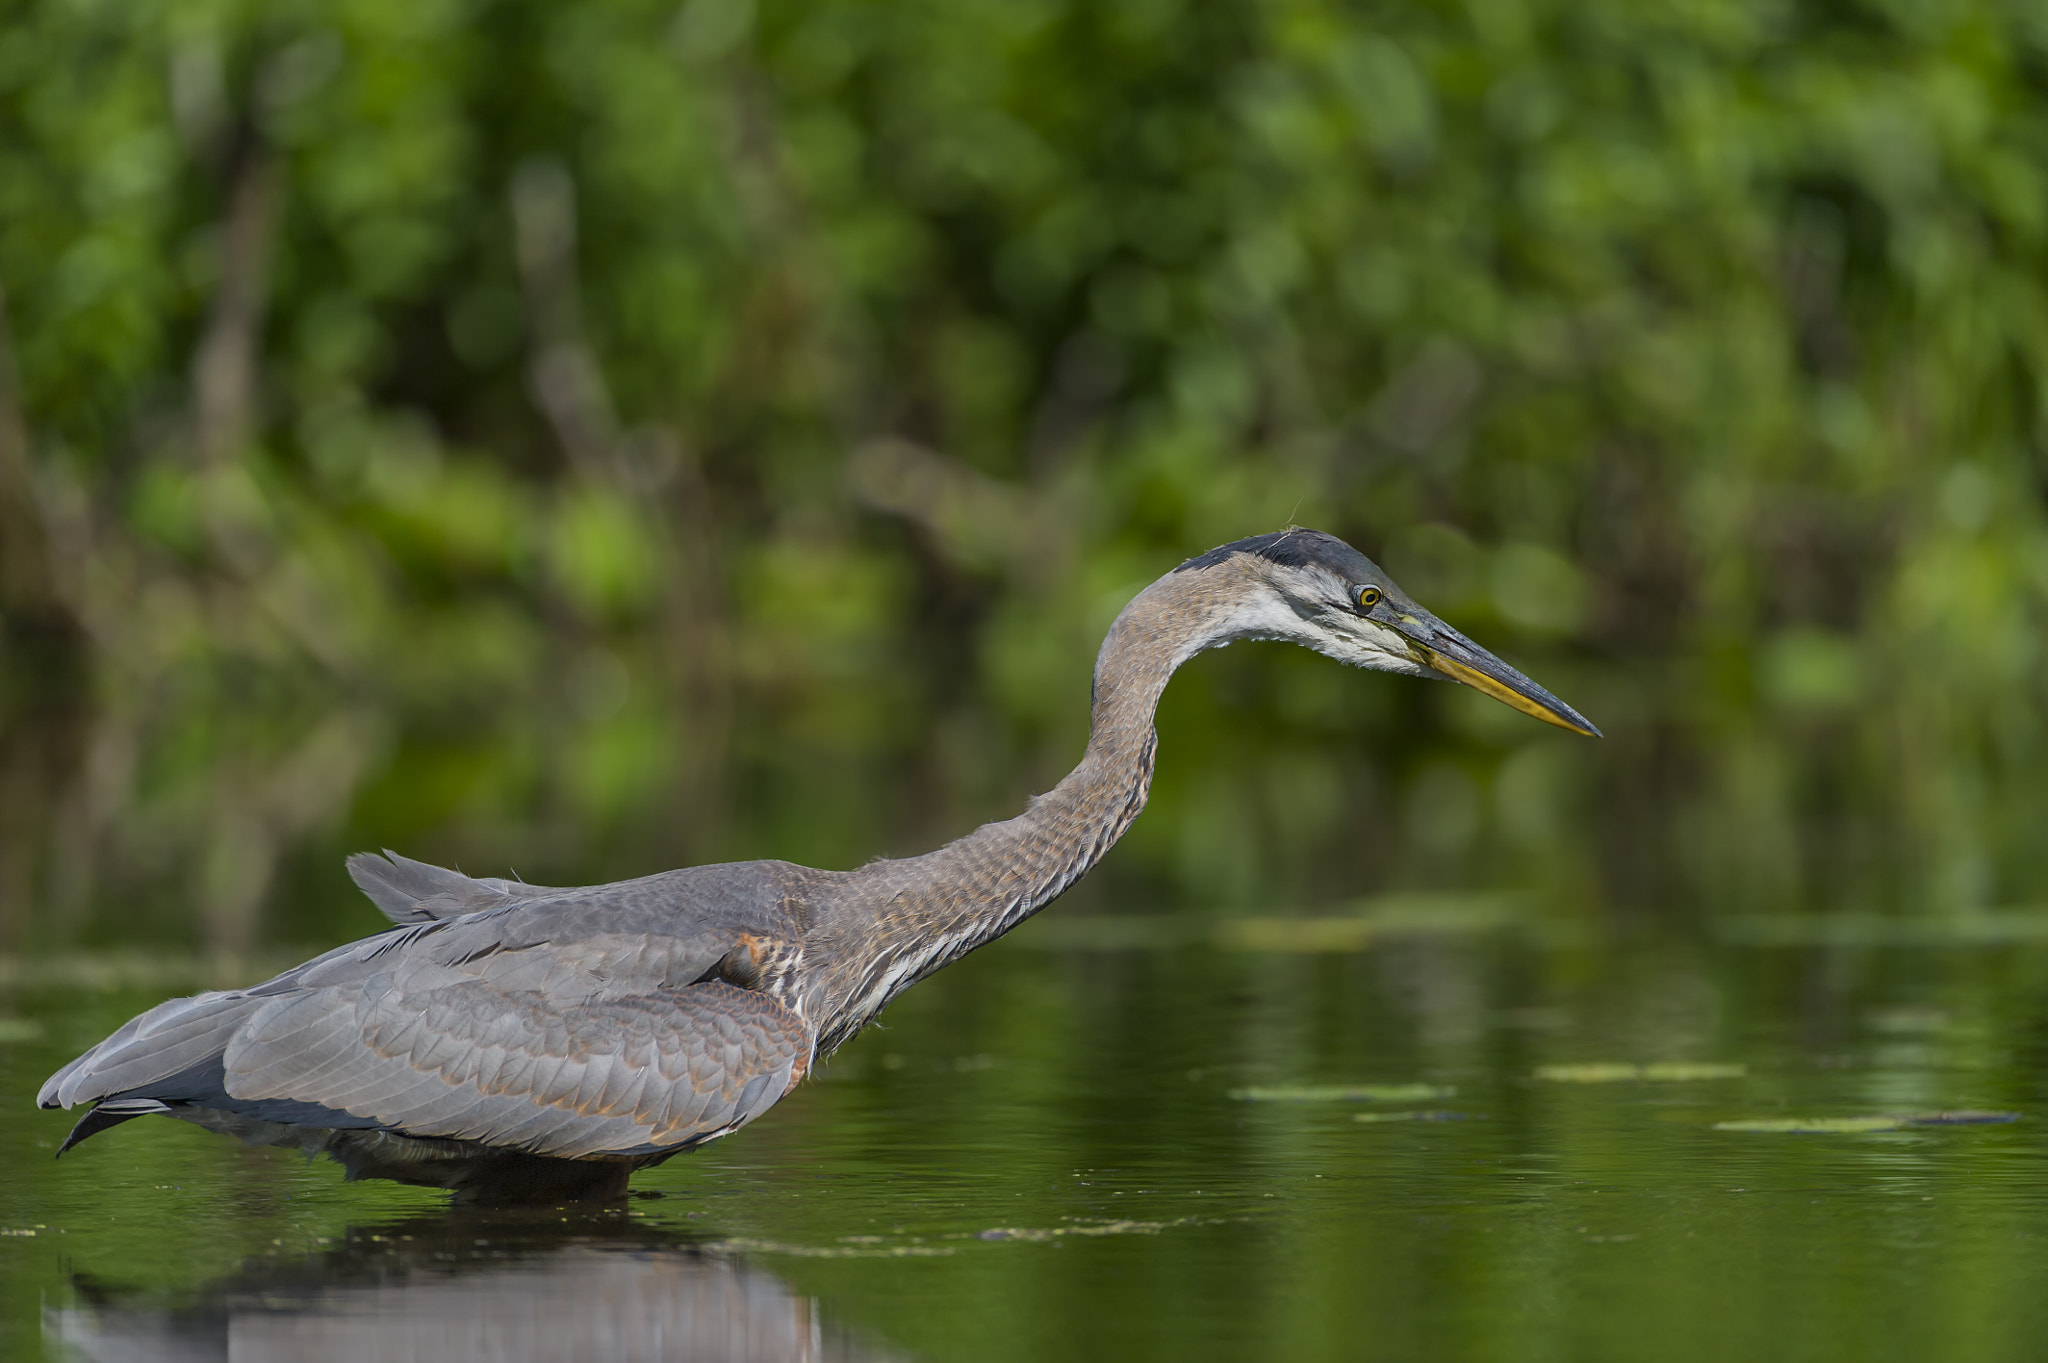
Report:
1715,1111,2020,1133
1533,1064,1641,1083
1533,1062,1745,1083
1714,1117,1908,1133
1641,1062,1747,1081
1864,1006,1950,1035
1353,1110,1476,1124
1229,1083,1455,1103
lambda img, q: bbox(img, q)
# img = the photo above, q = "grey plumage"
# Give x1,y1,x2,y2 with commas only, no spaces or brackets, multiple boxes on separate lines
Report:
39,529,1598,1201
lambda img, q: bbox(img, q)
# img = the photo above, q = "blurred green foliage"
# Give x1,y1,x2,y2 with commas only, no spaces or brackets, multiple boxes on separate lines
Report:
2,0,2047,948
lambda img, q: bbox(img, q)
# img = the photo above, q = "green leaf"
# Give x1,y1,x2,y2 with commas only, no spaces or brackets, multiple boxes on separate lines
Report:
1714,1113,2019,1133
1713,1117,1909,1134
1534,1063,1746,1083
1230,1084,1456,1103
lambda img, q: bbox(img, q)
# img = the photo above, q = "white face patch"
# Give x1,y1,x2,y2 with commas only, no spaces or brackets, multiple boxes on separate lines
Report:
1304,614,1437,677
1188,563,1437,678
1182,589,1317,659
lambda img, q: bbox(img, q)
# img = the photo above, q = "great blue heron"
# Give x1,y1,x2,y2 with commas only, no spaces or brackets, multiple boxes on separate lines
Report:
40,529,1597,1201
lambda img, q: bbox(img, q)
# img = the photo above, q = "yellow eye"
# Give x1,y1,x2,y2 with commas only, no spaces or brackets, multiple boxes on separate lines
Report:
1356,586,1382,611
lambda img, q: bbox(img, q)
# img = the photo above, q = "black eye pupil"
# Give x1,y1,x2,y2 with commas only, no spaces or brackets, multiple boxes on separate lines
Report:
1357,588,1380,610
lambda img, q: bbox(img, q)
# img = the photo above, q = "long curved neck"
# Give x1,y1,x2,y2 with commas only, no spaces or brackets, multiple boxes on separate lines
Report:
805,566,1238,1049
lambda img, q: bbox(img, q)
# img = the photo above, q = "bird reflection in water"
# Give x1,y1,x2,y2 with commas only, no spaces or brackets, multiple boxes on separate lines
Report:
49,1204,903,1363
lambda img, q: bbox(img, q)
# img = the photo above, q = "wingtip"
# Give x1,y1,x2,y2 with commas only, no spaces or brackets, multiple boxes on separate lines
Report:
37,1064,76,1111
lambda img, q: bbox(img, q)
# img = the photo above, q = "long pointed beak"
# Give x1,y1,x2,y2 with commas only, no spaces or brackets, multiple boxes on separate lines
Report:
1392,611,1602,737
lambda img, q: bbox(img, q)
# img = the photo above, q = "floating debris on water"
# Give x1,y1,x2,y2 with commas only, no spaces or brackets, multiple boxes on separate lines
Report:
1229,1083,1455,1103
1534,1063,1638,1083
1714,1116,1908,1134
1713,1112,2020,1134
977,1217,1205,1242
1642,1063,1748,1081
1353,1110,1478,1124
704,1237,954,1258
1534,1062,1747,1083
1715,913,2048,947
1864,1006,1950,1035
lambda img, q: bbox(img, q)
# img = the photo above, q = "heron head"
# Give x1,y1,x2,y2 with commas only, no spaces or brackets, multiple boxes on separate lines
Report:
1176,529,1601,737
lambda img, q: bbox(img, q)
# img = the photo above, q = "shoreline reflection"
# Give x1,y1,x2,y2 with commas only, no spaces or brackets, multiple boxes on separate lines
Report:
49,1203,903,1363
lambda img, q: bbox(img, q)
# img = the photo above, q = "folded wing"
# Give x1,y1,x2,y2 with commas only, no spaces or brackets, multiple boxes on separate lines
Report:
41,894,814,1161
224,975,809,1157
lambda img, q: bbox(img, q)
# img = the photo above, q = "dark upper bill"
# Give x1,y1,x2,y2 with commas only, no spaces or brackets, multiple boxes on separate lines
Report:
1390,610,1601,737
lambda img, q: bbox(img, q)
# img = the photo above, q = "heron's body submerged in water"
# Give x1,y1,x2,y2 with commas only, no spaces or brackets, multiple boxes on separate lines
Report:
40,530,1597,1201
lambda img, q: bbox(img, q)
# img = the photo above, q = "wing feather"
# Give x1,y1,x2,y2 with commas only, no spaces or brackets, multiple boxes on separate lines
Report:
212,976,810,1158
45,853,817,1165
56,1008,238,1100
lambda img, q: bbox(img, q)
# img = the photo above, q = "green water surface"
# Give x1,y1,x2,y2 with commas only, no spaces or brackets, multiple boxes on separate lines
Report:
5,927,2046,1362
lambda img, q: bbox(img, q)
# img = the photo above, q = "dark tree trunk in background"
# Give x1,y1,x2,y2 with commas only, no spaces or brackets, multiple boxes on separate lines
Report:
0,277,89,949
